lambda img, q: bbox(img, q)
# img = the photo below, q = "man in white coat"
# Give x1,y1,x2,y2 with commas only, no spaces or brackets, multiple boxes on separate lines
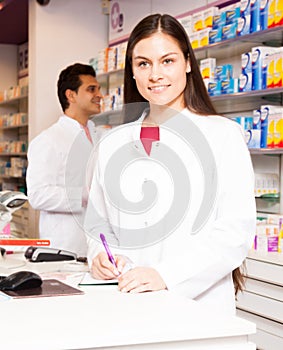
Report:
26,63,102,256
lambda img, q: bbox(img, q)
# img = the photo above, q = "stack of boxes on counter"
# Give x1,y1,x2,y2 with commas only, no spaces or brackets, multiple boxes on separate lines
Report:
179,0,282,49
255,214,283,254
89,41,127,113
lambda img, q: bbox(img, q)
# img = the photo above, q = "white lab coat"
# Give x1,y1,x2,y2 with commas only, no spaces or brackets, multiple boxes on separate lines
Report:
27,116,98,256
85,109,256,316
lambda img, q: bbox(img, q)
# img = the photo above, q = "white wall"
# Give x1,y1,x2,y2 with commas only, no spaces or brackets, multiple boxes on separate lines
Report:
0,44,17,90
151,0,207,16
28,0,108,140
0,44,18,115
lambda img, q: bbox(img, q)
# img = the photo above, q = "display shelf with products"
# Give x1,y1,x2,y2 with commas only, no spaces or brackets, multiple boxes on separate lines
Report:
0,94,28,193
0,86,29,238
194,25,283,61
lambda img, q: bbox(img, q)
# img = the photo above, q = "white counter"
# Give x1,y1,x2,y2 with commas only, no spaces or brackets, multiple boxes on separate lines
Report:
0,253,256,350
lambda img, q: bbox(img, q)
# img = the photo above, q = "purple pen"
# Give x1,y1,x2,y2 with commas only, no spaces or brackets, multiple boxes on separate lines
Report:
100,233,118,269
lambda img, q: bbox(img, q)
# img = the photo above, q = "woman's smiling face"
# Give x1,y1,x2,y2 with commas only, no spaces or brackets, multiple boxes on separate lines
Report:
132,32,190,111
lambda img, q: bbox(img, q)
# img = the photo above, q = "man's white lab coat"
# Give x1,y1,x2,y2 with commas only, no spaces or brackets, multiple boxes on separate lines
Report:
27,116,97,256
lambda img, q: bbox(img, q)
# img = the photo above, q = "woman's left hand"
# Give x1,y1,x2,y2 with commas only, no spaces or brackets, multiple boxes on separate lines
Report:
118,267,167,293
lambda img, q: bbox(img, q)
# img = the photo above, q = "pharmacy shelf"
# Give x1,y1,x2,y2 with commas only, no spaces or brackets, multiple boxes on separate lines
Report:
249,148,283,155
194,25,283,60
0,123,28,130
211,87,283,102
0,152,27,156
0,94,28,107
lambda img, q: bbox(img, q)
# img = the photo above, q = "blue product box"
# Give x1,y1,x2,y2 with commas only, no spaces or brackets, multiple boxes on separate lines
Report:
260,106,269,148
253,109,261,129
233,116,246,128
215,64,233,81
240,0,251,16
208,80,221,96
222,22,237,40
237,15,251,36
209,27,222,44
212,12,226,28
252,46,271,90
245,116,254,129
239,72,252,91
242,52,252,73
246,129,261,147
250,0,260,33
226,7,241,24
221,79,235,94
260,0,268,30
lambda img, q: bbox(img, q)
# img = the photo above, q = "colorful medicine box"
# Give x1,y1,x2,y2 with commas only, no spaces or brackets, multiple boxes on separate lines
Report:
222,22,237,40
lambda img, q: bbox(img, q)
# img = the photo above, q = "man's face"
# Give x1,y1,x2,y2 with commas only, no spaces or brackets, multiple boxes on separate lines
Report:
73,75,102,116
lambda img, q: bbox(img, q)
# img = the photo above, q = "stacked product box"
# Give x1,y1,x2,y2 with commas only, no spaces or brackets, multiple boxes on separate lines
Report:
254,214,283,253
237,45,283,92
116,41,127,70
238,0,252,36
210,3,239,43
254,173,279,197
222,4,240,40
180,6,219,49
239,51,252,92
251,46,276,90
200,58,218,95
200,57,237,96
233,105,283,149
107,46,117,72
96,48,109,75
92,41,127,75
250,0,261,33
268,0,283,28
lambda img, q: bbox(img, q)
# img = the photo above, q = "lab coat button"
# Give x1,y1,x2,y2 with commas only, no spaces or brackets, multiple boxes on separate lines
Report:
144,221,148,226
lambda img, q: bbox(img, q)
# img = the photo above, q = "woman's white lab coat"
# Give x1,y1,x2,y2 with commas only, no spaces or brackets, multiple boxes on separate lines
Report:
85,109,256,316
27,116,97,256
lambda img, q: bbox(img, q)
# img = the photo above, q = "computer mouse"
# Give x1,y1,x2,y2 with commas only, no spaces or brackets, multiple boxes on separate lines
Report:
0,271,42,291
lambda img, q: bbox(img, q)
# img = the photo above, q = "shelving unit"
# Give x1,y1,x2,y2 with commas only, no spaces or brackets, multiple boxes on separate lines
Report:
194,25,283,349
0,91,29,238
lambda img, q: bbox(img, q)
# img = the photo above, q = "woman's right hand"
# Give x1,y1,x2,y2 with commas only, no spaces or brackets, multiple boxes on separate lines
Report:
90,252,126,279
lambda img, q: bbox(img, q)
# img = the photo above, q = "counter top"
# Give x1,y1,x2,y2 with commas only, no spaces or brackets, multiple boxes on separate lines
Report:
0,253,256,350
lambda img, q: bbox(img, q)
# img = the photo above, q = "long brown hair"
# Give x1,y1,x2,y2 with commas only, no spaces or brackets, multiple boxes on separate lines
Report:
123,13,244,295
123,13,217,123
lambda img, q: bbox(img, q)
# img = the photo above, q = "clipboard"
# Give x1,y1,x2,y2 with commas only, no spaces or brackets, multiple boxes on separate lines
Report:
1,279,84,298
79,272,118,286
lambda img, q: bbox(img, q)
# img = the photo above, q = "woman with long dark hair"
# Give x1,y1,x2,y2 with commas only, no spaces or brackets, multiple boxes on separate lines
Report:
85,14,256,316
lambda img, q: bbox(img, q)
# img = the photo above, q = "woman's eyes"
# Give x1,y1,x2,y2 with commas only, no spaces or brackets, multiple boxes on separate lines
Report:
137,58,174,67
163,58,173,64
138,61,149,67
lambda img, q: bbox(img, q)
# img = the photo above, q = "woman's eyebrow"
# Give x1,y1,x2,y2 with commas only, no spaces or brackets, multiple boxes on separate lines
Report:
133,52,178,60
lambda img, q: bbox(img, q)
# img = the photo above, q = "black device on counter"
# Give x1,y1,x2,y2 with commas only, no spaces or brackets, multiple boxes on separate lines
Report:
0,271,43,291
25,246,77,262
